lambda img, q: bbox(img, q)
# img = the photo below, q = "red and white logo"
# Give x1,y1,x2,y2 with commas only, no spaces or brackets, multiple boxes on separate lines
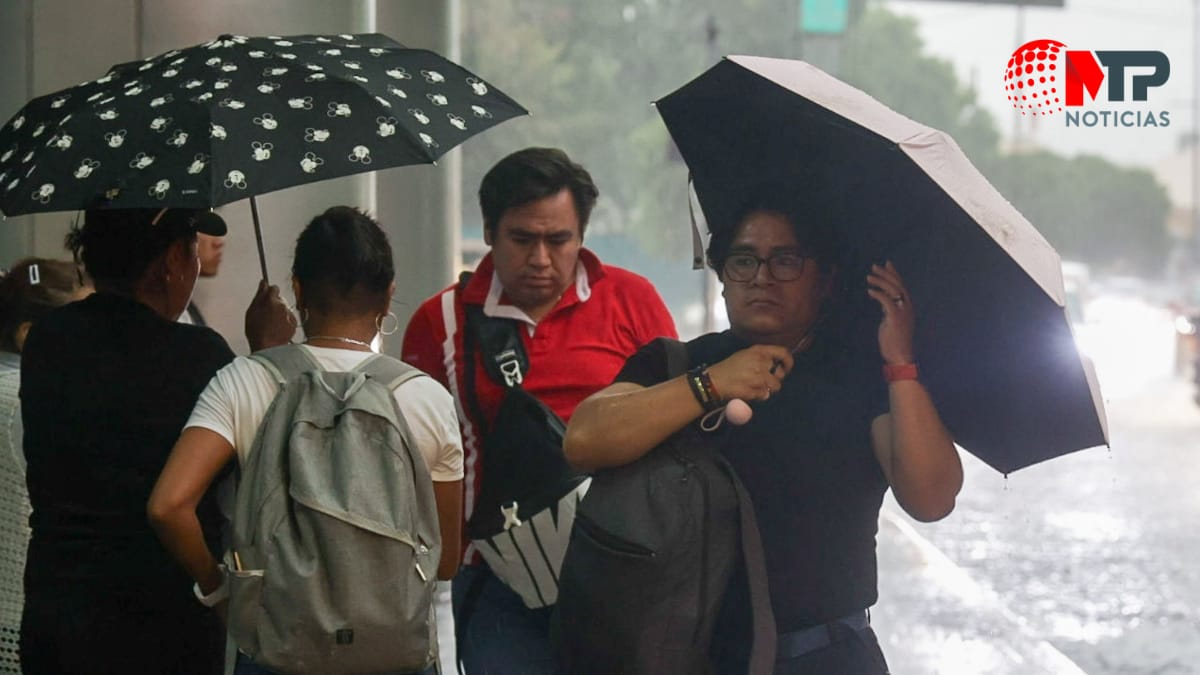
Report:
1005,39,1065,116
1004,39,1171,128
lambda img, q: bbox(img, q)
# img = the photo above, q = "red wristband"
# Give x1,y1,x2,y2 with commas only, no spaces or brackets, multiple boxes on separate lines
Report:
882,363,918,383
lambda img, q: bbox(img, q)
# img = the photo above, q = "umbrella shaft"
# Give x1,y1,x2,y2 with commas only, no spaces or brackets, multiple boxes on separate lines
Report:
250,196,269,283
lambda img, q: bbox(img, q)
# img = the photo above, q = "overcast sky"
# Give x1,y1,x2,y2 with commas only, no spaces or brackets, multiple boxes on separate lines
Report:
886,0,1195,171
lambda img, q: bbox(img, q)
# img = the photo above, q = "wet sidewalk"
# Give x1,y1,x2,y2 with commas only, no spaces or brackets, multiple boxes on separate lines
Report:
874,506,1089,674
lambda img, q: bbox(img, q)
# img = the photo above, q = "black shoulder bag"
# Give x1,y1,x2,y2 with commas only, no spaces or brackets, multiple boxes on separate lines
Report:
551,337,777,675
458,273,589,610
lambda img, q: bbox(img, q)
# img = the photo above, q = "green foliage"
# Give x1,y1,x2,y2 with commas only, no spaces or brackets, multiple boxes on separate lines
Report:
986,151,1171,274
839,6,1169,275
459,0,809,258
841,7,1000,167
458,1,1170,274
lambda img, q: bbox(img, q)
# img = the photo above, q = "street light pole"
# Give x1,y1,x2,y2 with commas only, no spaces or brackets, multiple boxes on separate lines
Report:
1193,0,1199,268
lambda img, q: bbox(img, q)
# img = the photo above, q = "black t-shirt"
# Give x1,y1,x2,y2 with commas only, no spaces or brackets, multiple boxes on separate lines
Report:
615,331,889,632
20,292,234,602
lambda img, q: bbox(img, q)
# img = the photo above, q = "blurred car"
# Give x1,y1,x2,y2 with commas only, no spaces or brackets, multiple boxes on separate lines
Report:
1062,260,1091,327
1169,277,1200,379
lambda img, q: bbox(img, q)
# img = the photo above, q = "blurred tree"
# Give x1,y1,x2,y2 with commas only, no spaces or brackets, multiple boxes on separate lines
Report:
457,2,1169,275
841,7,1000,168
839,7,1169,275
987,151,1171,275
458,0,807,258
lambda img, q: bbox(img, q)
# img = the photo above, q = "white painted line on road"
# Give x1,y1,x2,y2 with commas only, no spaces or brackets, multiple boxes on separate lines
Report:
880,508,1091,675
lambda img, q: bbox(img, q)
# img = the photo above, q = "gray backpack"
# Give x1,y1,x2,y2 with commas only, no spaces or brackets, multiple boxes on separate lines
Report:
227,344,441,674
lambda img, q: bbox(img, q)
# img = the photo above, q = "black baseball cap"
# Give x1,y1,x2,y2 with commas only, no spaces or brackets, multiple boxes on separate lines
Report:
150,208,228,236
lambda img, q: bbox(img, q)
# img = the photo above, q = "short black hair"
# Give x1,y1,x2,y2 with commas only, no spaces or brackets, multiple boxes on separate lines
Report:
66,208,198,293
292,206,394,317
478,147,599,237
705,187,837,280
0,258,87,352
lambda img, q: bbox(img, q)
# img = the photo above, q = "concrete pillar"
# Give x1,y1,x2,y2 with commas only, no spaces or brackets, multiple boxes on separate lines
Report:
1,0,140,266
0,0,32,261
374,0,463,356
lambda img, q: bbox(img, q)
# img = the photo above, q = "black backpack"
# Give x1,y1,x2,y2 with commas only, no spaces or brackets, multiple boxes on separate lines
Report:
551,338,777,675
457,274,589,610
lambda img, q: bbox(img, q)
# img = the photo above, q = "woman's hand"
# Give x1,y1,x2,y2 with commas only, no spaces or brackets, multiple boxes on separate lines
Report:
706,344,794,402
245,280,296,352
867,261,915,365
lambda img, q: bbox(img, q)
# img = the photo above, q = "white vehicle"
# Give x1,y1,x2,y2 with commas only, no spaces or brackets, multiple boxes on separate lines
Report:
1061,260,1091,326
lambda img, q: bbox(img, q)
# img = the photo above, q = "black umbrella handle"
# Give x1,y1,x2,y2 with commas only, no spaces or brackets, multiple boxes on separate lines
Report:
250,196,269,284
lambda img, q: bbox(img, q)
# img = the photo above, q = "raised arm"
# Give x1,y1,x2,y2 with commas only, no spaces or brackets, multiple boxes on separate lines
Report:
245,280,297,352
564,380,700,471
866,262,962,522
565,344,794,471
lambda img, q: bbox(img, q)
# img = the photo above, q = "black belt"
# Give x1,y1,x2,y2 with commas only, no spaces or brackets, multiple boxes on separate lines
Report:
776,610,871,660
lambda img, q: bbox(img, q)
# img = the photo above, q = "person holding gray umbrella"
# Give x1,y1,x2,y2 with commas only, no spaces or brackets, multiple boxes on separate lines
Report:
564,189,963,674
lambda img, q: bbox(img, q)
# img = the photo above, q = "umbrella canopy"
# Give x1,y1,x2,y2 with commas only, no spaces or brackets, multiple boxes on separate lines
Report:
656,55,1107,474
0,32,527,216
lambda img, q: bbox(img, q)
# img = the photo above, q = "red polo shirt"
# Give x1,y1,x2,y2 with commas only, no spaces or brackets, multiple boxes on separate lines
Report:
401,248,677,559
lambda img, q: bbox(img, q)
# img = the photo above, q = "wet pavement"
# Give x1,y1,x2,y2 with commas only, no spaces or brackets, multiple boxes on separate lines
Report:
875,295,1200,674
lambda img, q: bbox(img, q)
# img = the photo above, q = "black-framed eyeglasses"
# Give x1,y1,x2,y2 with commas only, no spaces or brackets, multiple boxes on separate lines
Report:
722,252,808,283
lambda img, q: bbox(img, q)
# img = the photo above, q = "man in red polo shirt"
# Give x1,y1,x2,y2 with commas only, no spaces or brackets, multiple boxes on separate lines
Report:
402,147,676,674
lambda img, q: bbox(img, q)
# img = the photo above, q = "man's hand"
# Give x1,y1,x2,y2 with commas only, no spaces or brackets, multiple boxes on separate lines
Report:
245,279,296,351
706,344,794,403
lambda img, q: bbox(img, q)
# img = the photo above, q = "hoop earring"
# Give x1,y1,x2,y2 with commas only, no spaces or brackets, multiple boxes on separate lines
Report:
376,311,400,336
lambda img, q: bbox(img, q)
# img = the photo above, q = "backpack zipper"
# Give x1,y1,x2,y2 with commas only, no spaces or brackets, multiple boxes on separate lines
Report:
694,459,711,644
675,451,710,644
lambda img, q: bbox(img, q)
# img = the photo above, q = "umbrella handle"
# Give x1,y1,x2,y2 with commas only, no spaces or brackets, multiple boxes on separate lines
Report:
687,174,705,270
250,195,269,284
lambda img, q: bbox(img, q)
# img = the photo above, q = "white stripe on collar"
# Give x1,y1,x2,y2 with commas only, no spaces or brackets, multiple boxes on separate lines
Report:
482,258,592,328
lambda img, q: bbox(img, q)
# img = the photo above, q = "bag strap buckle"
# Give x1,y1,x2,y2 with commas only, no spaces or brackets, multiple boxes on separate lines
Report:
496,350,524,387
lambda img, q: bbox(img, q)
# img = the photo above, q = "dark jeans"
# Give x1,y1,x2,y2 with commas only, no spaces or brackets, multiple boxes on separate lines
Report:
452,564,560,675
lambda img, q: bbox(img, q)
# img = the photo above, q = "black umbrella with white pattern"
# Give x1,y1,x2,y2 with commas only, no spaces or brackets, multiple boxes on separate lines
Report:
0,32,527,277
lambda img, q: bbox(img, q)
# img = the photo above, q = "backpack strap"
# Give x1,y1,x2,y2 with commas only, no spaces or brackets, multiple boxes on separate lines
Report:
250,343,324,385
725,463,777,674
465,304,528,389
459,270,530,390
354,353,426,391
663,338,690,379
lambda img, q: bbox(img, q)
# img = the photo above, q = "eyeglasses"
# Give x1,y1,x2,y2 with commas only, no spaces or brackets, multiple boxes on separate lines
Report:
722,252,808,283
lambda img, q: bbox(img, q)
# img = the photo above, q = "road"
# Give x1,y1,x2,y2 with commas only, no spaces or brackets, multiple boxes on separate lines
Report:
875,293,1200,674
